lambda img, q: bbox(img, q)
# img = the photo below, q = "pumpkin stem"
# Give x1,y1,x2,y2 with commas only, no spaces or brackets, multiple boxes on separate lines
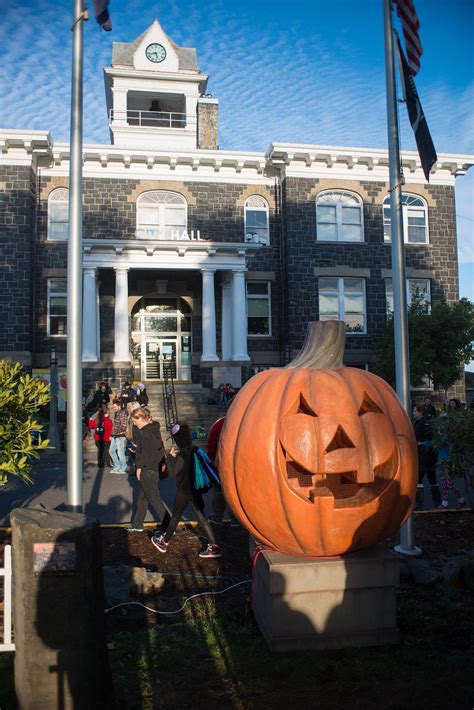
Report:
286,321,345,370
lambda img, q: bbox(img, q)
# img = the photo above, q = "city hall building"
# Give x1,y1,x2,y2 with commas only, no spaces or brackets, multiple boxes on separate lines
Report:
0,20,472,390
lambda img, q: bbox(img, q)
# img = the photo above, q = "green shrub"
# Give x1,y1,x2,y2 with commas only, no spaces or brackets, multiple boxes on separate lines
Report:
0,361,51,486
432,408,474,504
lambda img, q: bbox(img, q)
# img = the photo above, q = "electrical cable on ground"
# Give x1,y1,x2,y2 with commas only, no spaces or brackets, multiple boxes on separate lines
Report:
104,579,251,616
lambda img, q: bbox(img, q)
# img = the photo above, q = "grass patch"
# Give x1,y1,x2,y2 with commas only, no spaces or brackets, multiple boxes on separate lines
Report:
109,584,474,710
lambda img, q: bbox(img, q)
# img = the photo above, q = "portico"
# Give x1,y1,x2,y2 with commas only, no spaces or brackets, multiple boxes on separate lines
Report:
81,238,258,382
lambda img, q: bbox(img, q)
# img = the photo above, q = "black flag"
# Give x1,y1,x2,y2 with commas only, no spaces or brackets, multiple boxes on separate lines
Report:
396,37,436,181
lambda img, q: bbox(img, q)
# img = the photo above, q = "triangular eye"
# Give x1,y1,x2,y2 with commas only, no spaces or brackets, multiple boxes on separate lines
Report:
297,393,317,417
358,392,384,416
325,425,355,452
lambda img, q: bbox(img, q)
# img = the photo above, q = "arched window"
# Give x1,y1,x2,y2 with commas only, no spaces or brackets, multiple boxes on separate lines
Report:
316,190,364,242
244,195,269,245
383,193,428,244
136,191,187,240
48,188,69,241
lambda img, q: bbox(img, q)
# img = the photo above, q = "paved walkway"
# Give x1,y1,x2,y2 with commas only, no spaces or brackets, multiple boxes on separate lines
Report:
0,439,467,527
0,439,209,528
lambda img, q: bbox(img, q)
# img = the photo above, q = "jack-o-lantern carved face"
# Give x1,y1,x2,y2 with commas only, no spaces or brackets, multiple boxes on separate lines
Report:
280,388,399,509
218,338,418,557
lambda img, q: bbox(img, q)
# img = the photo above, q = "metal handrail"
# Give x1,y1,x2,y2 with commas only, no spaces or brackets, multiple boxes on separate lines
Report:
162,361,178,431
109,109,193,128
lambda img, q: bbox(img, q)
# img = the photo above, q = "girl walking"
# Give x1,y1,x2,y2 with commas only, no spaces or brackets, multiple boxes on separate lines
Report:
127,408,171,533
151,422,221,558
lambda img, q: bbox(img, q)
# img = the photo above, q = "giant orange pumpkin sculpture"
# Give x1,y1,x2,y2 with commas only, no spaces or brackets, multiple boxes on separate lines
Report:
218,321,418,557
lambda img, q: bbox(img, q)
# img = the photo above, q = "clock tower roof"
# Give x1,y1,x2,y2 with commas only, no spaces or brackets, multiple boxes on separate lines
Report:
111,19,199,72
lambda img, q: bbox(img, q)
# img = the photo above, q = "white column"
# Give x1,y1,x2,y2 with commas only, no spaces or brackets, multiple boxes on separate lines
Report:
221,275,232,361
82,267,98,361
113,267,130,362
201,268,219,362
231,269,250,361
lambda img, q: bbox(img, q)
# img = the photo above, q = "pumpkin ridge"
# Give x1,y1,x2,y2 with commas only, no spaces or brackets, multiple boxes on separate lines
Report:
274,370,308,553
231,371,277,543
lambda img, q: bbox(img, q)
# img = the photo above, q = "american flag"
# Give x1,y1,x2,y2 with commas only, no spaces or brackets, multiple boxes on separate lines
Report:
394,0,423,76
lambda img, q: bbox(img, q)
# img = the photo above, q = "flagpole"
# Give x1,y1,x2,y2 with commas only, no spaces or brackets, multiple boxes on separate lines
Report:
383,0,421,555
67,0,87,512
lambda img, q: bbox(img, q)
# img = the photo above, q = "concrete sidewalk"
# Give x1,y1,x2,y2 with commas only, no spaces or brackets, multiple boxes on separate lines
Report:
0,439,208,527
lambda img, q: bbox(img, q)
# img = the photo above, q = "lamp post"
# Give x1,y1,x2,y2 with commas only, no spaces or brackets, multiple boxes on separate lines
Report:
48,346,61,450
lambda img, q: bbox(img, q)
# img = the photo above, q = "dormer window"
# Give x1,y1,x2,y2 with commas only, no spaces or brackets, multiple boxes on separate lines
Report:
136,191,187,240
316,190,364,242
244,196,269,245
48,188,69,241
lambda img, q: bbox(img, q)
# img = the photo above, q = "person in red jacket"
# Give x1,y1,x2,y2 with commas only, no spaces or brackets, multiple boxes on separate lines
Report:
89,405,113,468
207,417,239,527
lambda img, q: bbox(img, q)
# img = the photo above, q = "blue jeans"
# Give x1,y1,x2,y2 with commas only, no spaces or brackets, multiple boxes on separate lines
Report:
109,436,127,472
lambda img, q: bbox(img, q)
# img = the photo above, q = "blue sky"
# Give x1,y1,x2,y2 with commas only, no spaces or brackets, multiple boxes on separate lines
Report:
1,0,473,301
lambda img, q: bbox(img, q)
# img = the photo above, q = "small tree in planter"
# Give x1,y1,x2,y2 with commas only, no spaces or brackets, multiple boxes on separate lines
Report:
432,409,474,507
0,361,51,486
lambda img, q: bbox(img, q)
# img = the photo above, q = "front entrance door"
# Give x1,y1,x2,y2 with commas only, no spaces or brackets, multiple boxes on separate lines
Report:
144,338,177,380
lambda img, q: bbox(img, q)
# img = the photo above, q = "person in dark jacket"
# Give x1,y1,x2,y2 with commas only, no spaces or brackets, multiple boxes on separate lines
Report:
86,381,110,413
151,422,221,558
136,383,149,406
413,405,440,507
126,407,171,533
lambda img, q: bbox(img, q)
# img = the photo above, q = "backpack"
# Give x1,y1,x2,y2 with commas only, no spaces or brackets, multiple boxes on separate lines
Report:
192,447,220,491
95,424,104,435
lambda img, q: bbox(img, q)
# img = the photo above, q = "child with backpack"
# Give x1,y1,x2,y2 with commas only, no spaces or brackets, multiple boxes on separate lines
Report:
151,422,221,559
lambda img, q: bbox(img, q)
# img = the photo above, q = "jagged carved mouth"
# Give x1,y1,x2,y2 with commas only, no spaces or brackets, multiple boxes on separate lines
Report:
282,446,398,509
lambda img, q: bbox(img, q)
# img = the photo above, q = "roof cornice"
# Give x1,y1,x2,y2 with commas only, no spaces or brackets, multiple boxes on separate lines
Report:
266,142,474,183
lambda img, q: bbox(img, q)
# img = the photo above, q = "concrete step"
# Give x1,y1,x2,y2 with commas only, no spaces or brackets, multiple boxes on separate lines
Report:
140,384,223,434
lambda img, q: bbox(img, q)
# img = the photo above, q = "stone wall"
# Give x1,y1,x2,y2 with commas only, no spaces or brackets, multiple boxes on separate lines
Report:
0,164,36,364
282,176,460,362
197,101,219,150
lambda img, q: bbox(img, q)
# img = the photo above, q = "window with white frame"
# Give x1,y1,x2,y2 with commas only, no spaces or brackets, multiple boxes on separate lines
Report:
48,279,67,336
385,278,431,317
316,190,364,242
383,194,428,244
48,188,69,241
136,191,187,240
318,277,366,333
246,282,271,336
244,195,269,245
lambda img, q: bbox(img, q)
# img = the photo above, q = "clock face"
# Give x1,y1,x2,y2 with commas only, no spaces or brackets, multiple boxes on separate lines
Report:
145,43,167,63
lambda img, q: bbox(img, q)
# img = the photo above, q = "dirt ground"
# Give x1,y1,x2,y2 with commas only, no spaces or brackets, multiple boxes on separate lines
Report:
1,511,473,710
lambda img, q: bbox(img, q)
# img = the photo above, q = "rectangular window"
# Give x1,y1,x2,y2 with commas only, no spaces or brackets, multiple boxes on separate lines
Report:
318,277,366,334
49,202,69,241
48,279,67,336
247,282,271,336
385,278,431,317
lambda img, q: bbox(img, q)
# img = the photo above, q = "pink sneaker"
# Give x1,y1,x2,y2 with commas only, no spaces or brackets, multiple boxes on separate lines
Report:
199,544,222,559
151,534,169,553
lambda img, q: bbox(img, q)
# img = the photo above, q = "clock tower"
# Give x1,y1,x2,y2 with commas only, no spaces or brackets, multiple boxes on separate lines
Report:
104,19,218,150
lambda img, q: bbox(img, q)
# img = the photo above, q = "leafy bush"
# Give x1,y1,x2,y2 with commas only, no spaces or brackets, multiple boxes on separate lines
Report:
0,361,51,486
431,409,474,504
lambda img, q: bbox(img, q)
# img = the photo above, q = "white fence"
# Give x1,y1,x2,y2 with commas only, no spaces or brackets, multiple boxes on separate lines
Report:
0,545,14,652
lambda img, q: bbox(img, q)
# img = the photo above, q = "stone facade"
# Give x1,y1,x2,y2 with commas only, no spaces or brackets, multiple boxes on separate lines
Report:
0,165,36,365
282,176,459,365
197,100,219,150
0,157,466,396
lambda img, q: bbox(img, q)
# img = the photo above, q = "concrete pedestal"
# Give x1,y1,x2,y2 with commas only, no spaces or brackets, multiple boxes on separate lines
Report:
252,544,400,652
11,508,114,709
